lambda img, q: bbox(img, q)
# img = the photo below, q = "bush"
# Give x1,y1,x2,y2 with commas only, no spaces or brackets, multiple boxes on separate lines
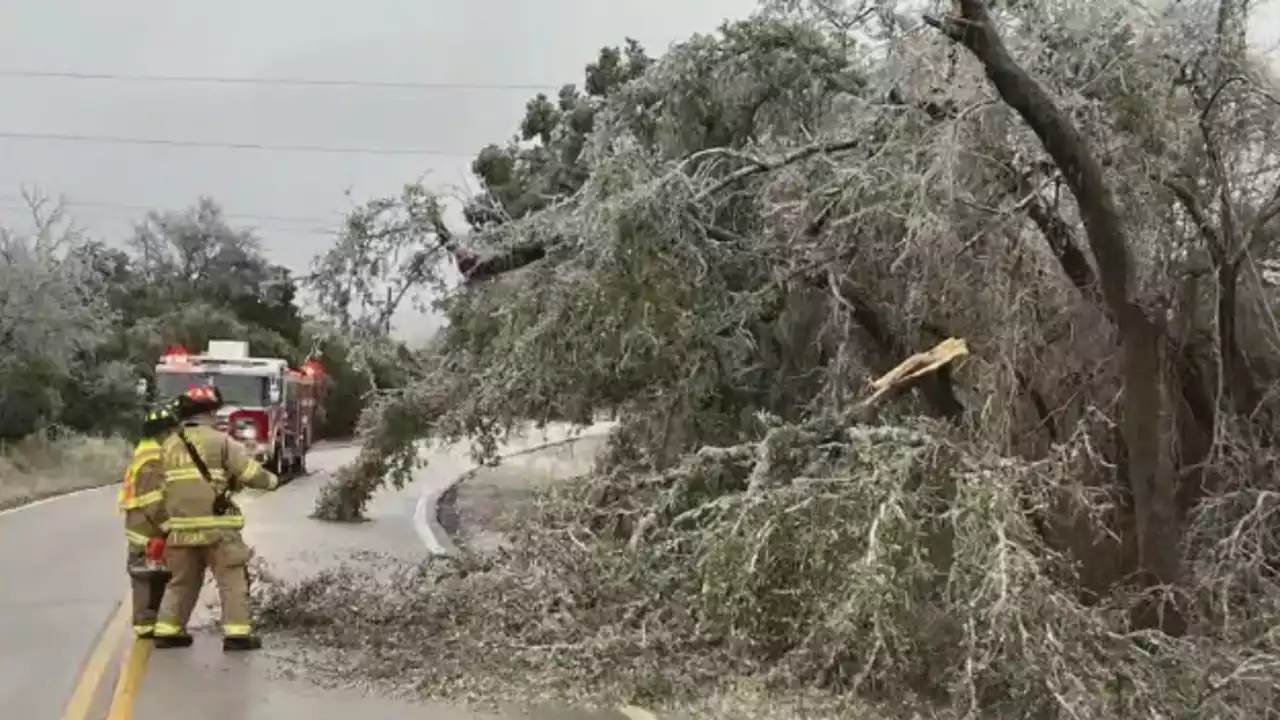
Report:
0,431,132,510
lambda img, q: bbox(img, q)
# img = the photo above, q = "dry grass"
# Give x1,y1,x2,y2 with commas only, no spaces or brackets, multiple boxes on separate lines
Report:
0,432,131,510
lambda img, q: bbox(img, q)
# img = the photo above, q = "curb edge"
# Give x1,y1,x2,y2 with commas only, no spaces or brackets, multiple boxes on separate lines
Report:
414,431,610,556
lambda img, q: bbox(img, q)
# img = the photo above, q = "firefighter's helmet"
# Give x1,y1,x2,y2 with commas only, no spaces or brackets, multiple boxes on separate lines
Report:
174,384,224,420
140,403,179,438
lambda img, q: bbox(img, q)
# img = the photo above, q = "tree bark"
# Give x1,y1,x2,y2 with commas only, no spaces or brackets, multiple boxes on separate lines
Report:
927,0,1185,633
1007,168,1100,301
455,242,549,285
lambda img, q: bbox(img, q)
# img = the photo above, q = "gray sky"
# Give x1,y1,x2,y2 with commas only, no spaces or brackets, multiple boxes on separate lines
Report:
0,0,1276,339
0,0,757,337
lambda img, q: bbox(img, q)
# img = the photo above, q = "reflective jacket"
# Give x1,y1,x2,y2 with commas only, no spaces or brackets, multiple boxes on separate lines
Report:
158,417,278,546
118,438,169,549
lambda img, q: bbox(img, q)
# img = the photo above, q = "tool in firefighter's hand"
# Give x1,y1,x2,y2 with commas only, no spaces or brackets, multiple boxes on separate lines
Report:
128,554,171,580
129,538,171,580
176,428,238,517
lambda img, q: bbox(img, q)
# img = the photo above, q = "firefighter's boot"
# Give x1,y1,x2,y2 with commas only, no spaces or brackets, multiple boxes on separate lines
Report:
222,635,263,652
153,633,194,648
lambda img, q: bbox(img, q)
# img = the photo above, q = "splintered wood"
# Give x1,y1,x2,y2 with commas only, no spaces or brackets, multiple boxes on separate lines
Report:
860,337,969,407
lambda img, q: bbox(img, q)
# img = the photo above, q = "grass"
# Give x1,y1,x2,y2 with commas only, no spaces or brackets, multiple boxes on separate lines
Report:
0,432,132,511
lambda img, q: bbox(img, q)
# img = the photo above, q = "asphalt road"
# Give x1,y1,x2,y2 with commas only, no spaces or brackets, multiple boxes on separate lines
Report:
0,483,127,720
0,443,435,720
0,422,637,712
0,427,636,720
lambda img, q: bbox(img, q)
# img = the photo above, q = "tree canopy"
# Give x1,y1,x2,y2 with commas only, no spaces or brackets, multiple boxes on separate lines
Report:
0,193,381,441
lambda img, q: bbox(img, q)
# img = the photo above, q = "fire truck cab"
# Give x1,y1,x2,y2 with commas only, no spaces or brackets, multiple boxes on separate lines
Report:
150,340,323,481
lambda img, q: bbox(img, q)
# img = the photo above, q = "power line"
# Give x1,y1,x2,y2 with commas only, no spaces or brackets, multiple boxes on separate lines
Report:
0,68,559,92
0,193,334,225
0,193,341,233
0,130,474,156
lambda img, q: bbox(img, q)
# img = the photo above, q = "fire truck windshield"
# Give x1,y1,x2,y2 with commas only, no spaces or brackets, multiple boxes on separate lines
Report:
155,372,269,407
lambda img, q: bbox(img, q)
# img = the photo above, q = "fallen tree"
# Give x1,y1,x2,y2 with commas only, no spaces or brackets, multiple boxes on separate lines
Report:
263,407,1280,717
298,0,1280,714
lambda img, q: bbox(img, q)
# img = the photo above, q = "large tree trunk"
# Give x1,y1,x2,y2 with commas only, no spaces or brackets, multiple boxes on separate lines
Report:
927,0,1185,633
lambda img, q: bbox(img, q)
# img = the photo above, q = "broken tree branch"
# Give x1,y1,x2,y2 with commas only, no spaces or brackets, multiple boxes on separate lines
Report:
859,337,971,408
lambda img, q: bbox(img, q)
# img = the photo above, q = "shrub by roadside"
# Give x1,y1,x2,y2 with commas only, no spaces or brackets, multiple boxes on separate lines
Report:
0,432,132,511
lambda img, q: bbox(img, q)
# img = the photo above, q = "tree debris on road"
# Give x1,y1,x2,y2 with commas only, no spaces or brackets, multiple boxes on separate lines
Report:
257,413,1280,718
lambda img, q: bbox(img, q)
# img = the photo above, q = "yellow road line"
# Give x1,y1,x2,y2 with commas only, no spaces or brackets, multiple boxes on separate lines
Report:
106,637,151,720
61,601,130,720
618,707,659,720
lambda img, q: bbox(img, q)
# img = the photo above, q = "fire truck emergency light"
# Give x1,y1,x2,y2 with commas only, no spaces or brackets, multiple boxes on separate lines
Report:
161,345,191,364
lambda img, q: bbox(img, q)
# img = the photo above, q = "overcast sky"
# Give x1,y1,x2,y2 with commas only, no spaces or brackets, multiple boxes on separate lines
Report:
0,1,1276,339
0,0,760,337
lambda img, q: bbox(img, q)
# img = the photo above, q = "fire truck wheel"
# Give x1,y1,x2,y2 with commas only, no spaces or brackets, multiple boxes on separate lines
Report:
269,445,285,481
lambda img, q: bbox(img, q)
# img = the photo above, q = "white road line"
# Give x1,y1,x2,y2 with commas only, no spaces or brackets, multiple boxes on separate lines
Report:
0,483,117,518
414,479,456,555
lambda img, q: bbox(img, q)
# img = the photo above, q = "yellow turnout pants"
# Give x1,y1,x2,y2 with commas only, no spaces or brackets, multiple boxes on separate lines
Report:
153,534,255,638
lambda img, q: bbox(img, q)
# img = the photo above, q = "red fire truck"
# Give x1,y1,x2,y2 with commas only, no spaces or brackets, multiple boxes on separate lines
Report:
150,340,325,481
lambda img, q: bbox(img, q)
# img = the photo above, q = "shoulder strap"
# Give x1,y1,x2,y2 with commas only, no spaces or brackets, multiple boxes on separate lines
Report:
176,427,236,516
176,428,217,485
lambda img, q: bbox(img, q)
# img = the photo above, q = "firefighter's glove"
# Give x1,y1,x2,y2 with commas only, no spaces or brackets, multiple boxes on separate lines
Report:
145,537,166,563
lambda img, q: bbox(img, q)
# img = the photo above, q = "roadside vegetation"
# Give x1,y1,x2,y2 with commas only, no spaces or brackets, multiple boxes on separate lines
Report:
0,432,130,511
0,193,402,505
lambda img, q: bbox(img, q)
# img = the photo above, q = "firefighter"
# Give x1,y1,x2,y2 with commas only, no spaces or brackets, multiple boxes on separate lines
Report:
118,403,179,638
151,384,280,651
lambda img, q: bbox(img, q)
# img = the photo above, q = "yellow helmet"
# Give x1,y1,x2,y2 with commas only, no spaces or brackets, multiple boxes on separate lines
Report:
141,403,179,438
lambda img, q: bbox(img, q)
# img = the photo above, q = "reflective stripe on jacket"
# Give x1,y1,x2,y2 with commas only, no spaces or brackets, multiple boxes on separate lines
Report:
119,438,169,548
158,419,278,546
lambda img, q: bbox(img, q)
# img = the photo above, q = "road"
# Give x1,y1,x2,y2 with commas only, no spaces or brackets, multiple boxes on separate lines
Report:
0,429,638,720
0,480,127,720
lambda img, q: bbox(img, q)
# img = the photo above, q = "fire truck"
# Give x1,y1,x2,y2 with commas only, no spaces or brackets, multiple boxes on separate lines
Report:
149,340,325,481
